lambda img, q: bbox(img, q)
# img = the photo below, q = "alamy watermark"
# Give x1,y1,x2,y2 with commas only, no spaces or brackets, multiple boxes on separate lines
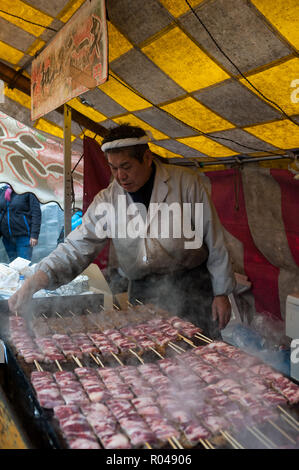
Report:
291,339,299,364
94,195,204,249
290,79,299,104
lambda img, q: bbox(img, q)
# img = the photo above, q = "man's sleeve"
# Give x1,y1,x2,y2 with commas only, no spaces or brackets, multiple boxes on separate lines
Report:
36,192,109,290
193,176,236,296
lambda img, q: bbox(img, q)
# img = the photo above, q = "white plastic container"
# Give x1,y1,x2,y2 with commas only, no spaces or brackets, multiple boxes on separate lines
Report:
286,294,299,339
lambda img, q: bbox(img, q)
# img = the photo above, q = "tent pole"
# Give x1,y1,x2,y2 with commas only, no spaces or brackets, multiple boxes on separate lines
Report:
63,105,72,237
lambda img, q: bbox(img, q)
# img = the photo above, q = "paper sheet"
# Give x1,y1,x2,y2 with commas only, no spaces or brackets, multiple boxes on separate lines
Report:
82,263,113,309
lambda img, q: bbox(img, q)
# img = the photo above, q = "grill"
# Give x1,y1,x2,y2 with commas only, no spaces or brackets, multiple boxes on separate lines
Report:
1,295,299,450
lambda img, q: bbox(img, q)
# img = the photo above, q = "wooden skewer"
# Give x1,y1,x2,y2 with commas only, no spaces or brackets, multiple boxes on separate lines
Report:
144,442,152,449
129,348,144,364
169,341,185,352
171,436,184,449
194,335,211,344
168,342,182,354
167,437,177,449
55,311,63,319
194,332,213,343
246,426,272,449
280,414,299,432
72,355,83,368
34,360,43,372
267,419,296,444
205,439,214,449
111,351,124,366
135,299,143,305
95,355,105,368
221,431,244,449
225,431,244,450
177,333,196,347
55,359,63,371
113,304,120,310
278,406,299,428
126,300,133,308
199,438,210,449
252,426,277,448
149,346,164,359
220,431,239,449
89,353,100,366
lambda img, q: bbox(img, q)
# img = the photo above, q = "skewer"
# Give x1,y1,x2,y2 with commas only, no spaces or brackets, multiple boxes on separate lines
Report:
177,333,196,347
55,360,63,371
126,300,133,308
169,341,185,353
225,432,244,450
149,346,164,359
89,353,101,366
34,360,43,372
251,426,277,448
72,355,83,368
95,355,105,368
144,442,152,449
205,439,214,449
55,311,63,319
277,406,299,428
194,332,213,343
267,419,296,445
171,436,184,449
167,438,177,449
135,299,143,305
167,342,182,354
221,431,244,449
220,431,239,449
199,438,210,449
280,414,299,432
246,426,273,449
113,304,120,310
111,351,124,366
129,348,144,364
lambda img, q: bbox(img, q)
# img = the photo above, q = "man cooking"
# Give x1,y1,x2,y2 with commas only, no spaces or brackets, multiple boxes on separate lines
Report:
8,124,235,338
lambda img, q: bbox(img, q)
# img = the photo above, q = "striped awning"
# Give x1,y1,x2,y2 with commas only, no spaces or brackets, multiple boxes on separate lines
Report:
0,0,298,168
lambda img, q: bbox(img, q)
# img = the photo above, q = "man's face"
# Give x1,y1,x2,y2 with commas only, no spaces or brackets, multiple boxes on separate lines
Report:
107,149,153,192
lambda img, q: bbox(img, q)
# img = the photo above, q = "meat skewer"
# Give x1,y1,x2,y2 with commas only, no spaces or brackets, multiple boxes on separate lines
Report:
54,405,101,449
31,370,65,409
80,402,132,449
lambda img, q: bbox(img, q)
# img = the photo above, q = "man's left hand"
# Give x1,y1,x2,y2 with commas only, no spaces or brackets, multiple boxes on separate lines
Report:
212,295,231,330
30,238,38,247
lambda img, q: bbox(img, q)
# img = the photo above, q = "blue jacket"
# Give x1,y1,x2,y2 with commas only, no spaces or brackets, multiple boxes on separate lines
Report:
0,188,41,240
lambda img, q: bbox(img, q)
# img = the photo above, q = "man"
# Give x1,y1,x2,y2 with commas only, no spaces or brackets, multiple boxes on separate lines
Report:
8,124,235,337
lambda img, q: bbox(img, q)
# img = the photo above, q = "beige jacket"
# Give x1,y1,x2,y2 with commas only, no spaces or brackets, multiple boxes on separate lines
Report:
37,159,235,296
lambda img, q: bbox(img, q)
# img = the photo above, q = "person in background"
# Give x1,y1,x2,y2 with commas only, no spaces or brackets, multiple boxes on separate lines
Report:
0,185,41,262
57,209,83,245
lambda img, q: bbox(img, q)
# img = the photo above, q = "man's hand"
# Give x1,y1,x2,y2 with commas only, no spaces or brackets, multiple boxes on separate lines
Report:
30,238,38,247
212,295,231,330
8,270,49,314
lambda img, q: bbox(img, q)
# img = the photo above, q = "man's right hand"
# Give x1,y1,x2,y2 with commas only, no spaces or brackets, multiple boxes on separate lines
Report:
8,270,49,314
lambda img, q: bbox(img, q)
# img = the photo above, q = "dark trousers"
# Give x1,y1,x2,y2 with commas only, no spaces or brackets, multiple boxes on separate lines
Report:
2,235,33,262
129,263,221,339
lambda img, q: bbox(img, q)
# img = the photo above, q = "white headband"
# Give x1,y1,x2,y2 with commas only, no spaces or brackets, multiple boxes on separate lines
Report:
101,130,153,152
